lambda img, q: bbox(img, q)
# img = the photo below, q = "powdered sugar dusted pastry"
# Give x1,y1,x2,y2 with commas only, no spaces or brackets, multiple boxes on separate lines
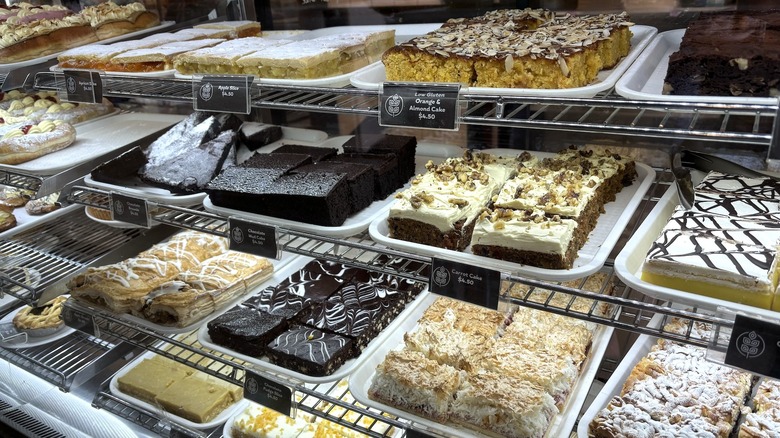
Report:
0,120,76,165
24,192,59,215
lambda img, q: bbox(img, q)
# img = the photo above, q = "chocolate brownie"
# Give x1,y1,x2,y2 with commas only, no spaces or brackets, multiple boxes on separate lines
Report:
266,326,353,376
294,161,375,214
665,11,780,97
206,306,287,357
91,146,147,186
238,122,283,151
259,172,351,226
272,144,338,162
240,152,312,171
342,134,417,182
242,285,313,319
328,153,399,200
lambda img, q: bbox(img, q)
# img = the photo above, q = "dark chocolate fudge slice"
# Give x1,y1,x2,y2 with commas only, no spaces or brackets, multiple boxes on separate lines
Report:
266,326,352,376
274,262,346,302
294,161,375,214
259,172,351,226
328,281,404,317
299,301,380,356
328,153,399,200
272,144,338,163
141,129,237,193
302,259,361,284
239,122,283,151
91,146,147,186
342,134,417,182
206,305,287,357
665,11,780,97
205,167,281,213
242,285,314,319
240,152,312,171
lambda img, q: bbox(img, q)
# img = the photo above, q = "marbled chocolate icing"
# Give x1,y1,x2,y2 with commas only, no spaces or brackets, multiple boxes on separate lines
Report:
242,286,312,319
696,171,780,200
266,326,352,376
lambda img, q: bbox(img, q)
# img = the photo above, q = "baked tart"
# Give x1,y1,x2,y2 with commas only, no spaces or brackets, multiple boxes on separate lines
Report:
12,295,68,336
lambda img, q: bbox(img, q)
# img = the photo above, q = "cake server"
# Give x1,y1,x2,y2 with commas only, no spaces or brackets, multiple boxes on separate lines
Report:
670,148,694,210
681,150,773,179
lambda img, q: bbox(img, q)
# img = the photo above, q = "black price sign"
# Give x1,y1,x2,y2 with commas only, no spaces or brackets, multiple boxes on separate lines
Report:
62,305,97,337
63,70,103,104
380,82,460,131
725,314,780,378
228,218,281,260
429,258,500,309
193,75,252,114
110,193,151,228
244,370,293,417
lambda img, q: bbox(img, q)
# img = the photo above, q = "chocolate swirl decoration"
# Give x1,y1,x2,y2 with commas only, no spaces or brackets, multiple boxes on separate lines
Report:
647,229,774,277
269,327,351,367
304,301,376,337
242,286,311,319
666,210,780,247
692,193,780,219
302,259,359,283
274,269,342,302
696,172,780,200
330,282,404,314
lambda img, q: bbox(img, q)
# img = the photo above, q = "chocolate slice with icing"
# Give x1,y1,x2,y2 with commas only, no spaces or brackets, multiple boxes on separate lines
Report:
266,326,352,376
207,306,287,357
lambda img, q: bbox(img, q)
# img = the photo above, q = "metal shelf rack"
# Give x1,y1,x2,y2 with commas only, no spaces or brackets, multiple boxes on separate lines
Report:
32,72,780,152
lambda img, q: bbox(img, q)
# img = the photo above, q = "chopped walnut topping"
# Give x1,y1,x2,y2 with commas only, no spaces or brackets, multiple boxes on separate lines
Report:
449,198,469,207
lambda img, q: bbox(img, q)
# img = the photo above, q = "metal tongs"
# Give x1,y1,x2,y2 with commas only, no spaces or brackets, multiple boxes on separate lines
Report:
671,149,775,210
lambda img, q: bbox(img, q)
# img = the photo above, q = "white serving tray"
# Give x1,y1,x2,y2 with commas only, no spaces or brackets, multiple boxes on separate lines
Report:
0,21,175,74
351,25,657,98
203,139,463,239
0,113,185,175
108,251,299,336
615,29,779,105
369,151,656,281
174,23,442,87
614,185,780,319
197,255,430,384
84,126,328,206
349,292,614,438
109,349,247,431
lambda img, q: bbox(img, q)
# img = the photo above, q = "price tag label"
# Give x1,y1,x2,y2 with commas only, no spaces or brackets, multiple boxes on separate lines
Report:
429,258,500,309
110,193,151,228
228,218,281,260
193,75,252,114
244,370,293,417
725,314,780,378
379,82,460,131
62,305,98,337
62,69,103,104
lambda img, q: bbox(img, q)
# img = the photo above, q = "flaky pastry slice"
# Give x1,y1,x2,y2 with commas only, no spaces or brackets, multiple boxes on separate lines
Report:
142,251,273,327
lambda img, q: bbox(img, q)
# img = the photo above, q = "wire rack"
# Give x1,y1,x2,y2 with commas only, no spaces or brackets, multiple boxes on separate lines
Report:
31,73,780,149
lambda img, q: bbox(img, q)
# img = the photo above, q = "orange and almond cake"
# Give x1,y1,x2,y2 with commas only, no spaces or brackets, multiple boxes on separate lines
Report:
383,8,633,88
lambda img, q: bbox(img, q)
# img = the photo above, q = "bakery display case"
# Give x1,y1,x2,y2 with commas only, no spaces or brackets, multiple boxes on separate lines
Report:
1,0,780,437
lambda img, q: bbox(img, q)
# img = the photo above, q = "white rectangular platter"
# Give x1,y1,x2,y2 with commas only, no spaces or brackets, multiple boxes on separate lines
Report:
0,113,185,175
197,255,429,384
203,139,463,239
349,292,614,438
83,126,328,207
109,349,247,431
615,29,779,105
351,25,657,98
614,185,780,319
0,203,81,240
369,151,655,281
